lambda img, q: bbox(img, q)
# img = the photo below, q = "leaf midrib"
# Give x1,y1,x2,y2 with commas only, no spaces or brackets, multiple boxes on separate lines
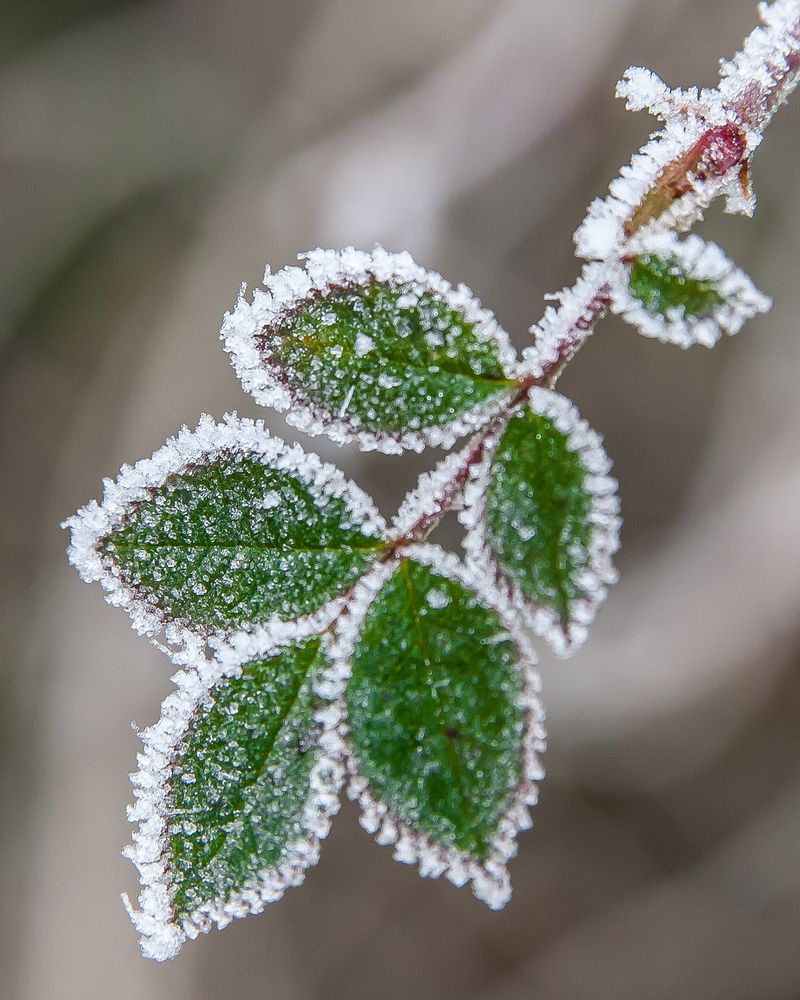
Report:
278,317,518,390
399,561,472,844
307,339,517,389
108,539,384,555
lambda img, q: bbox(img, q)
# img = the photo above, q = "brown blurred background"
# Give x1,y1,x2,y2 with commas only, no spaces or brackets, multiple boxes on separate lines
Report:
1,1,799,997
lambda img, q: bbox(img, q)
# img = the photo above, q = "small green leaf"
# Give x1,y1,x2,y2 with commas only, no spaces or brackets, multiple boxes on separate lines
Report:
611,234,771,348
171,639,328,918
628,252,725,318
477,388,619,651
486,408,591,624
65,415,386,638
124,636,341,960
346,558,526,864
221,247,519,452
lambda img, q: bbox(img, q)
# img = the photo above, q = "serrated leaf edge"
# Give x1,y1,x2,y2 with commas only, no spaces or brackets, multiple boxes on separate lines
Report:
609,230,771,348
319,543,545,910
62,412,386,647
220,245,519,455
460,387,621,657
122,631,345,961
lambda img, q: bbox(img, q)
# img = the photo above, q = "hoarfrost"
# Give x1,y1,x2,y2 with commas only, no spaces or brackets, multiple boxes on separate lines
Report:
518,262,612,381
354,333,376,357
62,413,386,648
609,230,771,348
531,2,796,368
425,587,451,610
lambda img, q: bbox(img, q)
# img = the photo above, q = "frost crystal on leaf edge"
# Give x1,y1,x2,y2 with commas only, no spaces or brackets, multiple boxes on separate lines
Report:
609,230,771,347
460,387,621,657
122,630,345,961
220,245,519,455
320,543,545,909
62,412,386,647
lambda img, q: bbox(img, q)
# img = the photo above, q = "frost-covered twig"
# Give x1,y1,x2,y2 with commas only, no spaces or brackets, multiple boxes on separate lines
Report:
518,0,800,376
413,0,799,538
63,0,799,963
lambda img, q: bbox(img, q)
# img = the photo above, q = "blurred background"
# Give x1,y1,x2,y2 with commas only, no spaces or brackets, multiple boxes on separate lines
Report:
1,0,799,997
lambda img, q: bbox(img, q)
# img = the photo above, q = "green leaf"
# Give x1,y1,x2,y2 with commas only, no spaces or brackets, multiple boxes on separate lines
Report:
628,252,725,318
221,247,519,452
102,455,381,632
269,282,512,431
477,389,619,651
611,234,771,349
124,636,341,960
65,415,386,638
170,639,327,916
345,557,530,873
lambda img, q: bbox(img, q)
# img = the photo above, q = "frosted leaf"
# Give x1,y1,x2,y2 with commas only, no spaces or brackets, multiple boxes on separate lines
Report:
63,413,386,645
609,231,771,348
123,634,344,960
461,388,620,657
323,545,545,909
221,246,520,454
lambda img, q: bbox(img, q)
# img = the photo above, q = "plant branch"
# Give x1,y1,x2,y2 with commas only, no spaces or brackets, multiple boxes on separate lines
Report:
388,0,800,550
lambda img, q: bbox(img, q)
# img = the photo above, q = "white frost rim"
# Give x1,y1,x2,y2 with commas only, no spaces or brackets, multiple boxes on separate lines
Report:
123,630,345,961
609,230,771,348
460,387,621,658
62,412,386,647
220,245,519,455
320,543,545,910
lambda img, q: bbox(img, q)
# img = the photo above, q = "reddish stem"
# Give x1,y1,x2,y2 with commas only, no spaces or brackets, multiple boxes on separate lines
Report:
386,11,800,550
